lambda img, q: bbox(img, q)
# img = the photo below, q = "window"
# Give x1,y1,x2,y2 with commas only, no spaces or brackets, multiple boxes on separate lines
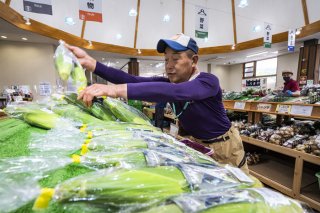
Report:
243,58,278,90
256,58,277,76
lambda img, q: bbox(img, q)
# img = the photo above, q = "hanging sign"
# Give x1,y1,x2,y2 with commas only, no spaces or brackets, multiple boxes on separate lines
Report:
195,6,208,39
23,0,52,15
79,0,103,22
288,29,295,52
264,23,272,48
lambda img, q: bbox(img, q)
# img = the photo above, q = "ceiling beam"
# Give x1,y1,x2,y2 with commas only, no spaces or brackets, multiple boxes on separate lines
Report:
1,1,320,57
231,0,237,44
133,0,141,49
80,20,86,39
301,0,309,25
182,0,185,33
5,0,11,6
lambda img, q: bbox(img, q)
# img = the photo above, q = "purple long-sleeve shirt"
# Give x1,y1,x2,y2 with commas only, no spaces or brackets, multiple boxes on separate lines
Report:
94,62,231,139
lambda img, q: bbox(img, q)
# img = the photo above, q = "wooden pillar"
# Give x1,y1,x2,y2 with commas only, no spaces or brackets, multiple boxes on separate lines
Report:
128,58,139,76
297,39,320,85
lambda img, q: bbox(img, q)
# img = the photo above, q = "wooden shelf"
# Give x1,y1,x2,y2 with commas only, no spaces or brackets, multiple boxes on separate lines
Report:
249,155,294,192
242,136,320,211
223,100,320,120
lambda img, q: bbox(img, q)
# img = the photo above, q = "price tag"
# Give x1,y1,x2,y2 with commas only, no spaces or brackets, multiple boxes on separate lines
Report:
79,0,103,22
276,104,291,114
290,105,313,116
234,102,246,110
257,103,272,112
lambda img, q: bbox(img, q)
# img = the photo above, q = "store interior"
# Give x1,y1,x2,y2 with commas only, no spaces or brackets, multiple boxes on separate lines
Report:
0,0,320,212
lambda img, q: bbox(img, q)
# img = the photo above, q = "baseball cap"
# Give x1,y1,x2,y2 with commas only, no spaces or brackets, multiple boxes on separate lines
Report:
157,33,199,54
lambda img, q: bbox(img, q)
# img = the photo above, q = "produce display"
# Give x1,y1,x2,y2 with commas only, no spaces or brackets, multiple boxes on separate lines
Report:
0,94,311,213
233,120,320,156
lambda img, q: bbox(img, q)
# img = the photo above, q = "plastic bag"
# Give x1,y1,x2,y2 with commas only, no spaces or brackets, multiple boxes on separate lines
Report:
103,97,152,125
54,40,87,91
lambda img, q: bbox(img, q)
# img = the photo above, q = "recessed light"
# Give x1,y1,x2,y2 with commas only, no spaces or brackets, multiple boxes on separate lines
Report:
1,36,7,39
116,61,119,64
295,28,302,35
137,49,141,54
65,17,75,25
22,37,28,41
252,25,261,32
271,51,278,54
88,40,92,46
238,0,248,8
231,44,236,50
116,34,122,40
246,51,268,58
102,58,105,61
163,14,170,22
129,8,137,17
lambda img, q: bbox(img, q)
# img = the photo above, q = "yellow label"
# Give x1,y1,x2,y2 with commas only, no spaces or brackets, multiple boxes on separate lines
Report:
84,139,91,144
80,124,87,132
77,86,85,93
81,144,88,155
87,131,93,139
72,154,81,163
102,96,107,99
32,188,55,210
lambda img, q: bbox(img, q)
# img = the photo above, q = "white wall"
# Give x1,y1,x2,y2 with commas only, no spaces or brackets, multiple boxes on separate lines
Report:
0,41,57,99
197,61,208,73
210,65,230,91
276,52,300,89
228,64,243,92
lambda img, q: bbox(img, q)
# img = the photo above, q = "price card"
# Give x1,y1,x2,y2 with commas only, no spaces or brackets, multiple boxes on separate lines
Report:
290,105,313,116
170,123,179,137
234,102,246,110
276,104,291,114
257,103,272,112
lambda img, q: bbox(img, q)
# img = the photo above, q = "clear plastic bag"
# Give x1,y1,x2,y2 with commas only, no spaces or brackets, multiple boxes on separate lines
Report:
54,40,87,91
0,177,40,213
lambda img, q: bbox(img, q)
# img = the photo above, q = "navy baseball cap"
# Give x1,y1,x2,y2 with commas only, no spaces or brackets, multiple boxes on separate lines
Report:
157,33,199,54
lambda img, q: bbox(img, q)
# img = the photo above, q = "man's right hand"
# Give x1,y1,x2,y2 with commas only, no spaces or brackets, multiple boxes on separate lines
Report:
66,44,97,72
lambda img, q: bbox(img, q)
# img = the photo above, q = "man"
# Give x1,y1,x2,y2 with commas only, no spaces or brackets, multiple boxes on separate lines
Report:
282,70,300,96
68,33,249,174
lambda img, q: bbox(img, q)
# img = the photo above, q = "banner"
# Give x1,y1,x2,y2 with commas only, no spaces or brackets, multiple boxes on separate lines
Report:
23,0,52,15
79,0,103,22
263,22,272,48
195,6,208,39
288,29,295,52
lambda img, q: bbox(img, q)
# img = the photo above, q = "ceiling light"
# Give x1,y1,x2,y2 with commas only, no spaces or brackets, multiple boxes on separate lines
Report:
88,40,92,46
1,36,7,39
65,17,75,25
129,8,137,17
271,51,278,54
116,34,122,40
246,51,268,58
116,61,119,63
231,44,236,50
295,28,302,35
137,49,141,54
22,37,28,41
204,37,208,42
150,63,153,66
238,0,248,8
23,16,31,25
163,14,170,22
102,58,105,61
252,25,261,32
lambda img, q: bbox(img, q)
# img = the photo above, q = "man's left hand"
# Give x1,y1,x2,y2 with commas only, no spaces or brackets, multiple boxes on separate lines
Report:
77,84,127,107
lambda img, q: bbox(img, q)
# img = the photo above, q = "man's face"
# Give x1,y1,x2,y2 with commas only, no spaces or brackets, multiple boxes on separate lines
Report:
164,47,194,83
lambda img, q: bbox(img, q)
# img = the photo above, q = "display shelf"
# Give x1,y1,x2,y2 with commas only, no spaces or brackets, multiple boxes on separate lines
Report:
223,100,320,120
242,136,320,211
249,155,294,190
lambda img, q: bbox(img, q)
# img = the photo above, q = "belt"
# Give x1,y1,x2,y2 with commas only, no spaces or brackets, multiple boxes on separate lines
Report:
200,134,230,144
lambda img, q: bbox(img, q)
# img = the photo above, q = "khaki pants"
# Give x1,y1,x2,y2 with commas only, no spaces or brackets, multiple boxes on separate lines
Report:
191,126,249,175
